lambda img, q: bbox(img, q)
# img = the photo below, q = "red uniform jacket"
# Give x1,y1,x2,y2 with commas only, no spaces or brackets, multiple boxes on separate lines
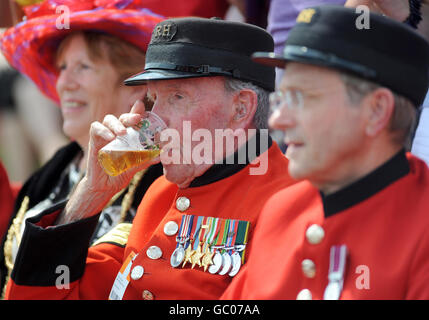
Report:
222,151,429,300
0,162,14,240
6,140,297,299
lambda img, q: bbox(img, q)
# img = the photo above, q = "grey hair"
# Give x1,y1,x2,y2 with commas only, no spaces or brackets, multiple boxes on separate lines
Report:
339,72,417,149
223,77,270,129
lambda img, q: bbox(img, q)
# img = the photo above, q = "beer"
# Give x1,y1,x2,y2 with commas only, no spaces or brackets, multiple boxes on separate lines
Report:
97,112,166,176
98,149,160,176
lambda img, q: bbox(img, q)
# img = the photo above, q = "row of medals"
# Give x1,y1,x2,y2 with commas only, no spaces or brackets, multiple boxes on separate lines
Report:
170,240,245,277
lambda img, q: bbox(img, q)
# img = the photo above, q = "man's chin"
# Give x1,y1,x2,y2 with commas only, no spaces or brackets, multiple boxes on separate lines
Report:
167,175,193,189
163,163,213,188
163,165,193,188
287,163,308,181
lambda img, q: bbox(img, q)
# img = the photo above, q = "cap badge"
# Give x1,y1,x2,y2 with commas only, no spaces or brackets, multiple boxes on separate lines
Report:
296,8,316,24
152,22,177,42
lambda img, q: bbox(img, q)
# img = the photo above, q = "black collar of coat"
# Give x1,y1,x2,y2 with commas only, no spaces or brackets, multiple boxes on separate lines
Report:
190,130,273,188
320,149,409,217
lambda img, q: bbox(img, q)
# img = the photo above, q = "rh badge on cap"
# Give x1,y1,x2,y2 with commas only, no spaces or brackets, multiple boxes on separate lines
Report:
151,22,177,42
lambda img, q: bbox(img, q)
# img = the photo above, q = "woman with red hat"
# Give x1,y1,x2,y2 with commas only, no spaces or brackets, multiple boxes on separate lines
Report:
0,0,165,294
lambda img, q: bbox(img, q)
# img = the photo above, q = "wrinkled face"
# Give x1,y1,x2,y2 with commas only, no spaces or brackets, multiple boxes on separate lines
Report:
269,62,366,187
56,33,146,147
148,77,235,188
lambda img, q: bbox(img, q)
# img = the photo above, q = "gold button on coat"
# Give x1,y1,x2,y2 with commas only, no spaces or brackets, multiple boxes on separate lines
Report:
301,259,316,278
176,197,190,212
305,224,325,245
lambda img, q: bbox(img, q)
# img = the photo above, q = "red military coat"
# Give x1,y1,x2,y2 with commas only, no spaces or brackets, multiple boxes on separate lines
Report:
6,141,297,299
222,151,429,300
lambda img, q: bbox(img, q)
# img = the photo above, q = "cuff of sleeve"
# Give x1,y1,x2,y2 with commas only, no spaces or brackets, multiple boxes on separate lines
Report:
11,200,100,286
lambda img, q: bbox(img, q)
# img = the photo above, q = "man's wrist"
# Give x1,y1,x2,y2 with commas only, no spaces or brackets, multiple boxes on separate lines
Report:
58,177,114,224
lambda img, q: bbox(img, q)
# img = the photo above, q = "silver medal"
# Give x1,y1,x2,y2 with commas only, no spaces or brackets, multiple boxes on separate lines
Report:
218,252,232,275
228,252,242,277
208,251,223,274
170,245,185,268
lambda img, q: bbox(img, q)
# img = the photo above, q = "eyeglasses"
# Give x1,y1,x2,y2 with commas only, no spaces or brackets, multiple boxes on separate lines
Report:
269,89,304,115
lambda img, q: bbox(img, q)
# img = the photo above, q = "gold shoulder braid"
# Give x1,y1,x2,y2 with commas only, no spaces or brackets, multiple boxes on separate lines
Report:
119,169,146,223
1,169,147,299
91,223,133,248
91,169,146,247
2,196,29,299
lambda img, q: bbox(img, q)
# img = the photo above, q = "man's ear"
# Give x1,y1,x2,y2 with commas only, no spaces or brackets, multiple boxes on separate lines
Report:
364,87,395,137
231,89,258,129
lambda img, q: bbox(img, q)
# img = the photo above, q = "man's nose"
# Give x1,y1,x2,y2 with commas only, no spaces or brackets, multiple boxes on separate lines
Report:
268,106,297,131
57,67,79,92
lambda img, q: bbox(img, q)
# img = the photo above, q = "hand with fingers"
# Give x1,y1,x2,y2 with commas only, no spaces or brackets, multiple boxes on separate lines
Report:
58,100,161,224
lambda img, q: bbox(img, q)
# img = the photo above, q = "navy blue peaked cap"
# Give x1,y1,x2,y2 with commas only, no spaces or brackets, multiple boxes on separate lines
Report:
252,5,429,107
124,17,275,92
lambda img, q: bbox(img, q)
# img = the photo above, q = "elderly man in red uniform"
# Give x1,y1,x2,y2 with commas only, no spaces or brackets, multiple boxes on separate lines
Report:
4,17,296,300
222,5,429,300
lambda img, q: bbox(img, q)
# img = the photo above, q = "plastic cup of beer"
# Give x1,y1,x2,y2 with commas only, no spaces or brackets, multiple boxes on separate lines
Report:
98,112,166,176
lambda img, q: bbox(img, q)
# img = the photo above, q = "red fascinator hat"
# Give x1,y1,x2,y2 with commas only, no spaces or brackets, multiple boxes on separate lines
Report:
0,0,164,103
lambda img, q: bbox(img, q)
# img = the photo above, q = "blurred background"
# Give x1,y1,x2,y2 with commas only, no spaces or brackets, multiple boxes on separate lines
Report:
0,32,68,184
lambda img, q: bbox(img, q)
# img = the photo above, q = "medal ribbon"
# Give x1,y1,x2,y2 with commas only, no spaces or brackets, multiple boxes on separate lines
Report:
206,217,221,250
213,218,228,252
220,219,230,253
175,215,186,248
225,219,238,253
235,220,250,263
202,217,218,252
192,216,205,251
188,215,203,249
201,217,212,253
323,244,348,300
184,215,194,243
227,220,239,254
195,216,210,250
202,217,212,243
185,216,201,249
176,215,193,248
